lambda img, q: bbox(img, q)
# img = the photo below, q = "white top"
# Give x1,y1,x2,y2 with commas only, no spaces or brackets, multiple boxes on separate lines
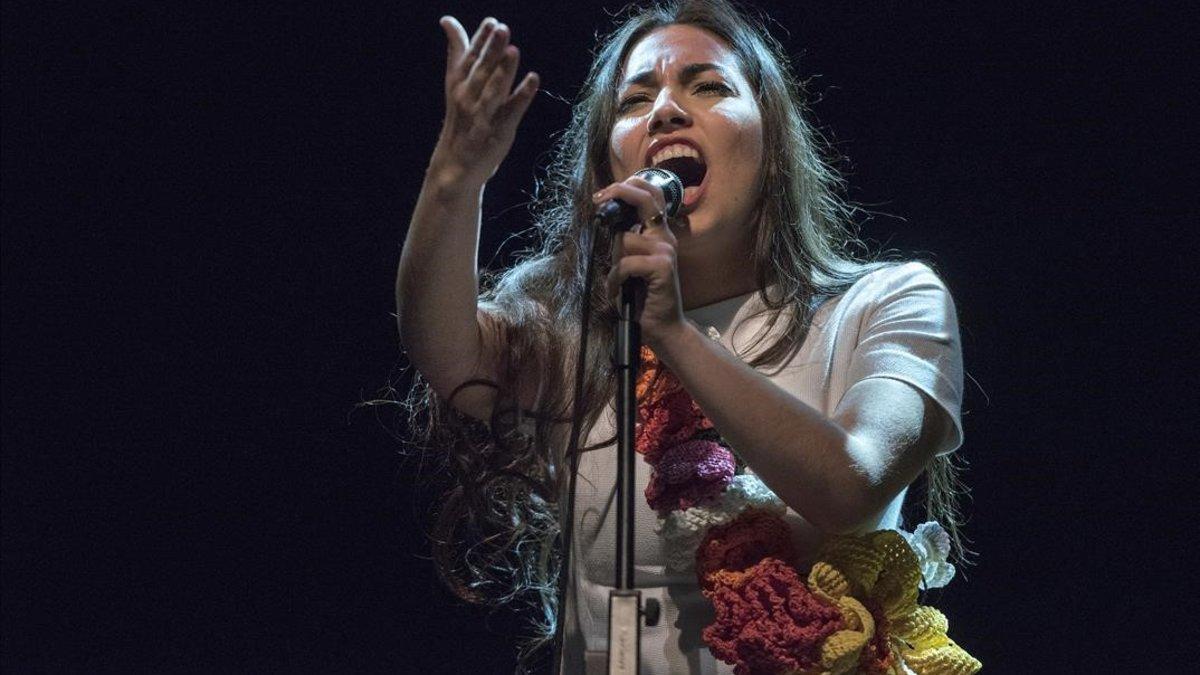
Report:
560,261,964,674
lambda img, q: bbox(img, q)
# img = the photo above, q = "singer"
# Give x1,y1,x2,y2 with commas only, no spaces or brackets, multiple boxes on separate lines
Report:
395,1,977,673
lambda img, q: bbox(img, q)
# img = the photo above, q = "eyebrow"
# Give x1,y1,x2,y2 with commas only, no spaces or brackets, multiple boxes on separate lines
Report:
620,62,729,89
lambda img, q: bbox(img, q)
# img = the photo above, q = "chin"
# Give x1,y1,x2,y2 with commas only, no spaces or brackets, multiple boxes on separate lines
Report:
672,215,715,243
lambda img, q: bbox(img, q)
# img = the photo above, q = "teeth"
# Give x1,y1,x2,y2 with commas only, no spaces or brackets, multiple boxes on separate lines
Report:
651,144,702,167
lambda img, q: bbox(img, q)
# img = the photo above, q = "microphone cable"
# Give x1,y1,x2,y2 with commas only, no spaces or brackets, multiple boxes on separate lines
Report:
546,209,604,675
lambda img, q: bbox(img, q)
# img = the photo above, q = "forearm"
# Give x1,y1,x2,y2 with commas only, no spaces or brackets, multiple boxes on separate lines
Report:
395,150,486,364
653,322,866,533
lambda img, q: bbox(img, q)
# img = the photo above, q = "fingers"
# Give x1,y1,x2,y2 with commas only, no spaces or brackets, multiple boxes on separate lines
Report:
470,22,537,132
624,175,677,242
442,17,538,132
466,22,510,100
479,44,520,116
614,233,674,258
495,71,540,126
442,16,491,85
592,181,666,222
466,17,496,63
607,228,676,301
605,253,675,301
624,176,669,214
592,183,653,220
592,180,677,252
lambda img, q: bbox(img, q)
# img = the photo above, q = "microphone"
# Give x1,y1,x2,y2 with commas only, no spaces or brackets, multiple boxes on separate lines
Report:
594,167,683,232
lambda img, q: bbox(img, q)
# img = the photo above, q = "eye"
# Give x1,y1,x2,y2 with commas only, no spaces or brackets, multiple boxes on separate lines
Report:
617,93,650,111
695,81,732,95
616,82,733,112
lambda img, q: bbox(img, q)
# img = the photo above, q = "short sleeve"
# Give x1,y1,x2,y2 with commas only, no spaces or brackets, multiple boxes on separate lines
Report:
845,262,965,455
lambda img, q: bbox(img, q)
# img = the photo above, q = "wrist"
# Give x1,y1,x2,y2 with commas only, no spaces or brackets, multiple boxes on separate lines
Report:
650,318,701,365
425,150,486,198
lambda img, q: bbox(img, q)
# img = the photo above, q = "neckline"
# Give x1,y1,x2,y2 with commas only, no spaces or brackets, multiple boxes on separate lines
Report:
683,288,758,317
683,287,768,339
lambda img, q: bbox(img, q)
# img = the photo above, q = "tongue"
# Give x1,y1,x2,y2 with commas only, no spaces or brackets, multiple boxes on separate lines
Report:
657,156,707,188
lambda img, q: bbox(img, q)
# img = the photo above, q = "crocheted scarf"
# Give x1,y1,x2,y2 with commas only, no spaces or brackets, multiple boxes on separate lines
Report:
635,344,981,675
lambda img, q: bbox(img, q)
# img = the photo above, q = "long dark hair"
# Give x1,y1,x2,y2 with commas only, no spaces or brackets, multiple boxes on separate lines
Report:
371,0,973,660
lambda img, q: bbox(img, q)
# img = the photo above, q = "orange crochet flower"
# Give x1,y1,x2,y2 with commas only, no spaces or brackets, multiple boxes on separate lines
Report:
636,345,668,401
635,346,712,464
636,387,712,464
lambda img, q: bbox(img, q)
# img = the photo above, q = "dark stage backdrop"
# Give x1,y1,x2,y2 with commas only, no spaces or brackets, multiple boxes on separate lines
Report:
2,1,1193,672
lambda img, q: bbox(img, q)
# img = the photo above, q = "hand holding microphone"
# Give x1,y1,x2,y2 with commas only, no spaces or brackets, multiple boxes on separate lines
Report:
593,167,684,233
592,168,688,351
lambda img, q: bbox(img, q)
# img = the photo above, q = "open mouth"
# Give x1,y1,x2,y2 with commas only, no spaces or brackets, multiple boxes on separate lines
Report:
655,155,707,189
654,155,708,211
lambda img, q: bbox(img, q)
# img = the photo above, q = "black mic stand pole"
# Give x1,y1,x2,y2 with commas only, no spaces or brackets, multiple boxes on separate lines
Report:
608,273,661,674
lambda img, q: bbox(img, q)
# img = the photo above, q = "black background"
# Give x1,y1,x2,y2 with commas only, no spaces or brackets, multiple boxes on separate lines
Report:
3,1,1194,671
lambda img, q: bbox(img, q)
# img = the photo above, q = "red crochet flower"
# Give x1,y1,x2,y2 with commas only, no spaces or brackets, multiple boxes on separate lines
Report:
702,557,845,675
644,439,736,512
695,510,796,592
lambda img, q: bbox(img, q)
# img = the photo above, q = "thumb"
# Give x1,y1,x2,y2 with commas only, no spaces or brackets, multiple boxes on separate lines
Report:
439,16,468,60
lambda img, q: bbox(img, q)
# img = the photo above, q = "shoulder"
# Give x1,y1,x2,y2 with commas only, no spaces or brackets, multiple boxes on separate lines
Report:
856,261,949,294
838,261,955,313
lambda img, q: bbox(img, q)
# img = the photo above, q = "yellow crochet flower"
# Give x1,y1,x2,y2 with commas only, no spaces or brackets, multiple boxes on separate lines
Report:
804,530,982,675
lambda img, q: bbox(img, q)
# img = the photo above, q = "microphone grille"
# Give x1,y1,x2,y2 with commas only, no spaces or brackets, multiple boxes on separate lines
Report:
634,167,684,218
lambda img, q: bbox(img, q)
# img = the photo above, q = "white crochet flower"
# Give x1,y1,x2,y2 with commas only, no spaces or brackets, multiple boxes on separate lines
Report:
899,521,956,589
656,474,786,572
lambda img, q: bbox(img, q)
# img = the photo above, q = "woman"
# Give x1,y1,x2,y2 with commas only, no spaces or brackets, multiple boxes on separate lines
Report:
394,1,974,672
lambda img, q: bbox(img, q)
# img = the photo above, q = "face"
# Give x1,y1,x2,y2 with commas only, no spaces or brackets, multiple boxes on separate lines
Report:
609,24,763,250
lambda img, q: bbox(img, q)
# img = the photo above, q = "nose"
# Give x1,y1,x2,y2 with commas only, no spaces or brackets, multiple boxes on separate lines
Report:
647,89,692,134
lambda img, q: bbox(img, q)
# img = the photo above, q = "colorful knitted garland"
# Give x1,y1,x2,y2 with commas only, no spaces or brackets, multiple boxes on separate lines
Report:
635,344,982,675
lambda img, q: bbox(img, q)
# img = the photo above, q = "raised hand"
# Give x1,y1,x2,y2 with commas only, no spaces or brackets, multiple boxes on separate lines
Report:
433,16,539,186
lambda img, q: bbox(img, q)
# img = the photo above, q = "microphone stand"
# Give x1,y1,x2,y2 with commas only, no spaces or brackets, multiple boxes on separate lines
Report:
606,274,660,675
554,169,675,675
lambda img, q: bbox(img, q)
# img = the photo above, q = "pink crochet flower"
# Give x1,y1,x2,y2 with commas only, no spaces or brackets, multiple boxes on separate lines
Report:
644,440,736,512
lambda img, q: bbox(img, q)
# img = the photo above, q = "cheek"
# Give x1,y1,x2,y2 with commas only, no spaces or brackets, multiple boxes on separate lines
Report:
712,109,763,211
740,123,764,202
609,119,641,179
707,100,762,163
728,112,763,165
